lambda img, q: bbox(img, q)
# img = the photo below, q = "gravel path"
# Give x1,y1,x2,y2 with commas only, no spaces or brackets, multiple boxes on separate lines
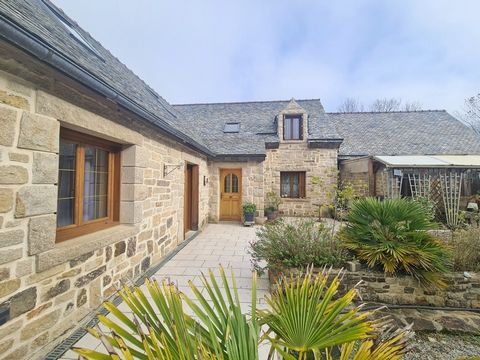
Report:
404,333,480,359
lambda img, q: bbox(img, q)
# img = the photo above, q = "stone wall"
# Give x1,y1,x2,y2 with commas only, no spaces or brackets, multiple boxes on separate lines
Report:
261,98,338,217
271,268,480,309
264,144,338,217
207,161,264,222
339,157,372,197
0,70,209,359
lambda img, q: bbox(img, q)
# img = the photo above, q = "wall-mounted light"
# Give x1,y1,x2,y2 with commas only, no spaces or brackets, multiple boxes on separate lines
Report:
203,176,208,186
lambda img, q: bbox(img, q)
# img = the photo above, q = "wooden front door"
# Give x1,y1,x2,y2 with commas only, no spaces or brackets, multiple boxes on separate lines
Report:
220,169,242,220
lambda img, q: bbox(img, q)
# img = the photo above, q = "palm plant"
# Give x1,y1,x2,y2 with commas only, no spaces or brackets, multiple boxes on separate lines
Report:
339,197,451,288
74,266,259,360
327,323,414,360
74,266,412,360
260,268,377,360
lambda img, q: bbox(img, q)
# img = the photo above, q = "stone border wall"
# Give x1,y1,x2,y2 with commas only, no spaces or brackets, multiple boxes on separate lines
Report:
270,268,480,309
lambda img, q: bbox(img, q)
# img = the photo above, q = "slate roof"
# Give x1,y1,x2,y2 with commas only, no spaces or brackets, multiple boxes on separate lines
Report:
329,111,480,157
1,1,479,159
173,99,340,155
0,0,209,152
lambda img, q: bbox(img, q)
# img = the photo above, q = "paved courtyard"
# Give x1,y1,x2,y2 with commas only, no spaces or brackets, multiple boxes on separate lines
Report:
59,223,269,359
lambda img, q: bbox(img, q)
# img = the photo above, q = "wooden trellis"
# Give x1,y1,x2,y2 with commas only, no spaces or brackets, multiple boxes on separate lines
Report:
407,173,432,199
382,170,403,199
440,171,463,228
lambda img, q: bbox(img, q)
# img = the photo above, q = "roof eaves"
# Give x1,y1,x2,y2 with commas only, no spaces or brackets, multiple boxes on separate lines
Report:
213,154,266,161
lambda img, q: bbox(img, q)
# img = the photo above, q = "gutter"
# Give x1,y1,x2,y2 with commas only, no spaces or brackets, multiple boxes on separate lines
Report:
214,154,266,162
0,14,215,157
308,138,343,149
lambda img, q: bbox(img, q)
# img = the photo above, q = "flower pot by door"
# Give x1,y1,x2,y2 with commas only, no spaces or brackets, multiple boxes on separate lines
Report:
244,213,255,222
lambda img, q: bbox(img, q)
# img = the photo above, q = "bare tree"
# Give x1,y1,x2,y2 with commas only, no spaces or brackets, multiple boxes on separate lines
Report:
403,101,423,111
369,98,402,112
337,97,364,112
458,93,480,135
336,97,422,113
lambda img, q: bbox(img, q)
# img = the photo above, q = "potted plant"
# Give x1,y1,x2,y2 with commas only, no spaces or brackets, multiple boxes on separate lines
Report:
242,202,257,224
265,191,281,221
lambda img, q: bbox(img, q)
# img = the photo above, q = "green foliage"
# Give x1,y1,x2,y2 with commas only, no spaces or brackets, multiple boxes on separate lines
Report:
327,324,414,360
449,228,480,271
339,197,452,288
242,202,256,215
266,191,281,211
264,207,275,214
74,267,412,360
411,196,437,223
261,269,372,359
333,181,355,211
249,219,350,273
74,266,259,360
312,176,357,220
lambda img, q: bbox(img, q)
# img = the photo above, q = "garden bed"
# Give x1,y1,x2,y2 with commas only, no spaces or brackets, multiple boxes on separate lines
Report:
269,267,480,309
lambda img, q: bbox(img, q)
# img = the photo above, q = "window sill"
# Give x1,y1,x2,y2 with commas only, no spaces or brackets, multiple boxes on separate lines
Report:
36,224,136,272
281,198,309,203
281,140,305,144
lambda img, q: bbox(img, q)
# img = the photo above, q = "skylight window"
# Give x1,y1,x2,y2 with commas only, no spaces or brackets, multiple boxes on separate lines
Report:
42,0,102,58
224,123,240,133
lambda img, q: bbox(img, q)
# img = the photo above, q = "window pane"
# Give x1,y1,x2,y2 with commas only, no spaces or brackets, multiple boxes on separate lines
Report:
292,118,300,139
284,118,292,140
59,141,76,170
58,170,75,198
231,174,239,193
292,173,300,197
224,174,231,193
281,174,290,197
84,147,109,222
57,139,76,227
57,199,74,227
224,123,240,133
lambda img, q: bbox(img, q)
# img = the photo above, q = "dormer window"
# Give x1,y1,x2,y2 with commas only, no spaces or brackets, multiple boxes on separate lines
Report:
224,123,240,133
283,115,303,140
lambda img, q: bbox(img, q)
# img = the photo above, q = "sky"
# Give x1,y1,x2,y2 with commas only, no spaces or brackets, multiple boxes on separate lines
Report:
52,0,480,113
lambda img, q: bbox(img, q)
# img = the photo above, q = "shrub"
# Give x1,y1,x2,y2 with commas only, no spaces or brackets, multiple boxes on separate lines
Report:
338,197,452,288
249,218,349,273
449,228,480,272
242,202,256,215
266,191,281,211
411,196,437,222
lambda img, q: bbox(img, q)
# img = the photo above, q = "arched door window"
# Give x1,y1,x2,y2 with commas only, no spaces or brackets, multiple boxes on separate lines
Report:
224,173,239,193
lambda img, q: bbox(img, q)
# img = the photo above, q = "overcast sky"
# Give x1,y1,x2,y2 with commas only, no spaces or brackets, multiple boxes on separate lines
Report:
52,0,479,113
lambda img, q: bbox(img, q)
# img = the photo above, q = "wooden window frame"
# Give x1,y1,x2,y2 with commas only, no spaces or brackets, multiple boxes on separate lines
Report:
280,171,306,198
283,115,303,140
56,128,121,243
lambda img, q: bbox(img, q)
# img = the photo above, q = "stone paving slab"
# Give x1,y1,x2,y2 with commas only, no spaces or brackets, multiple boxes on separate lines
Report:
59,223,268,359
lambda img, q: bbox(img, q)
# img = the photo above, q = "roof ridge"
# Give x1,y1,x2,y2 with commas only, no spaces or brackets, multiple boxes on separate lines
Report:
327,109,447,114
173,98,321,106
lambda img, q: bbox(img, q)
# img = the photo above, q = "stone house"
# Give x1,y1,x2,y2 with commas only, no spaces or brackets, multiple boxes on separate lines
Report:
0,1,480,359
